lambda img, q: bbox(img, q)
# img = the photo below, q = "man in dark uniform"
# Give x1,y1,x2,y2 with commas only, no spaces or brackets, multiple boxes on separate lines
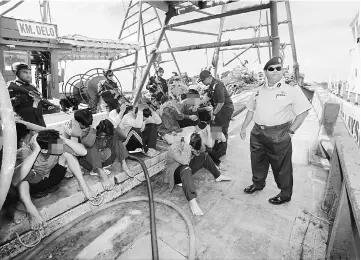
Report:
7,62,55,127
198,70,234,143
97,69,123,111
240,57,312,205
146,67,169,98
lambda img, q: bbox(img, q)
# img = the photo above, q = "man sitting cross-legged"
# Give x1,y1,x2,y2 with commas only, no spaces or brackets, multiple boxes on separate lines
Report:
12,125,97,230
64,109,134,188
166,132,231,216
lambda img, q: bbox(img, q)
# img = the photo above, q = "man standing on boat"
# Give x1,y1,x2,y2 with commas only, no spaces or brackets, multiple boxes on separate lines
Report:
197,70,234,145
240,57,312,205
7,62,56,127
97,69,123,112
146,67,169,99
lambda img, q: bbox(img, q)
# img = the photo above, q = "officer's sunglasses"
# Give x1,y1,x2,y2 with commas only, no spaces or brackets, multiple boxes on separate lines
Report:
107,74,114,77
267,66,282,72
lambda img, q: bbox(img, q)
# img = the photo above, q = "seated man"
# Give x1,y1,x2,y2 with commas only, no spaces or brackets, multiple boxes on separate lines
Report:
158,95,198,135
63,109,133,187
141,106,162,157
196,121,227,171
120,105,160,157
11,125,96,229
166,133,231,216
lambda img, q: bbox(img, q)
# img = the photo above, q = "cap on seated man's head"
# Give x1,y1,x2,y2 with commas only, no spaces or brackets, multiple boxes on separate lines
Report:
263,57,283,70
198,70,211,82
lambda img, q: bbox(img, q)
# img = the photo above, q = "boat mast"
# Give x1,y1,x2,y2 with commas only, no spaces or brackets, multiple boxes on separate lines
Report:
40,0,51,23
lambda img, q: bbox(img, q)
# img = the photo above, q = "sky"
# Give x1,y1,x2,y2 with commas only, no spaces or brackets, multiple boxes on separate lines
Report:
1,0,360,91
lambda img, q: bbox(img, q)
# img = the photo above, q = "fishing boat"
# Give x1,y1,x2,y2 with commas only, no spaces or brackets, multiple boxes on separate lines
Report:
0,1,359,260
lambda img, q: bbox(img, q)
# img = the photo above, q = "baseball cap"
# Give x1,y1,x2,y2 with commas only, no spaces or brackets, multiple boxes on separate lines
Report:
198,70,211,82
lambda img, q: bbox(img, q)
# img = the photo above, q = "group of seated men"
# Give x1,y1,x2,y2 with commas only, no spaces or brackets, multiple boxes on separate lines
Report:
0,65,232,231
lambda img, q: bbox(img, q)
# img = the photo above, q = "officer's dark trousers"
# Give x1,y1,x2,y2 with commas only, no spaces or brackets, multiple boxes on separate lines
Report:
250,122,293,199
174,153,221,201
214,107,234,141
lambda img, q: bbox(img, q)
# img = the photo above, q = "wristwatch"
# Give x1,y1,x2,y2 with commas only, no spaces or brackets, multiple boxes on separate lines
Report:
288,129,295,135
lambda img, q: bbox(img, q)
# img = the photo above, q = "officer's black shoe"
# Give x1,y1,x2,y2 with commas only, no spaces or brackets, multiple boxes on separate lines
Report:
268,195,291,205
244,184,263,194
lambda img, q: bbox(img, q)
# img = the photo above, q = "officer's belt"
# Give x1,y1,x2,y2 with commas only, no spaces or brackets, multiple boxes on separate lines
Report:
255,121,291,130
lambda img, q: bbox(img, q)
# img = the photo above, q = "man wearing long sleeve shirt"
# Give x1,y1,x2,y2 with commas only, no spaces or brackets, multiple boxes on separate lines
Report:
120,105,160,157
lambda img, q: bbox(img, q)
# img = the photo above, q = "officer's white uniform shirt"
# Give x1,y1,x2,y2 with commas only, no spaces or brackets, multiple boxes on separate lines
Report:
246,79,312,126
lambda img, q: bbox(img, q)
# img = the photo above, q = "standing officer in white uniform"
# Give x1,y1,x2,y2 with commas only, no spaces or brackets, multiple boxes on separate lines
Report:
240,57,312,205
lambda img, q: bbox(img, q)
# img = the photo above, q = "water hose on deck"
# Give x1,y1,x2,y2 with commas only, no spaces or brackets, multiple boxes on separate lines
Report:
17,197,196,260
17,155,196,260
128,155,159,260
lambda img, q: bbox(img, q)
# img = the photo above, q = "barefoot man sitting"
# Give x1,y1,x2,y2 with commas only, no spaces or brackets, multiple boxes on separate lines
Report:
166,133,231,216
63,109,134,189
12,126,97,229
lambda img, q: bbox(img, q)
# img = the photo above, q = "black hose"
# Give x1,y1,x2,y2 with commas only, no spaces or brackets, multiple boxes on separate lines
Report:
127,155,159,260
16,157,197,260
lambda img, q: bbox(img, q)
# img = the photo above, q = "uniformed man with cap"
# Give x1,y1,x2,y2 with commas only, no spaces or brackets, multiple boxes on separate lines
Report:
7,62,56,127
197,70,234,144
240,57,312,205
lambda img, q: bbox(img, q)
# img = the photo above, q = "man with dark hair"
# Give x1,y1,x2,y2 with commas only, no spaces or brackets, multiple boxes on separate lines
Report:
63,109,133,188
7,62,56,127
146,67,169,98
197,70,234,144
12,125,96,229
120,105,160,157
141,107,162,157
97,69,123,112
166,132,231,216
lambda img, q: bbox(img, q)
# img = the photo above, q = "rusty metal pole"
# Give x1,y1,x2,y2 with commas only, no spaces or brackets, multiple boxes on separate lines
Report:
133,8,175,105
213,4,227,78
140,14,149,64
285,0,300,83
109,0,133,69
132,0,143,90
269,0,280,57
265,10,272,59
153,7,183,83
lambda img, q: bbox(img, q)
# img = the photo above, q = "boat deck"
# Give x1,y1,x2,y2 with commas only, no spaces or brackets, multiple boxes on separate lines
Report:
17,105,330,260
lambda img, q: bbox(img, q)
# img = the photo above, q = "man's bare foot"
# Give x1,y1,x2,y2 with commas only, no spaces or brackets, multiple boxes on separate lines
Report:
143,148,158,157
122,161,136,177
149,148,160,156
98,170,114,191
215,175,232,182
189,199,203,216
112,161,122,173
29,212,46,230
